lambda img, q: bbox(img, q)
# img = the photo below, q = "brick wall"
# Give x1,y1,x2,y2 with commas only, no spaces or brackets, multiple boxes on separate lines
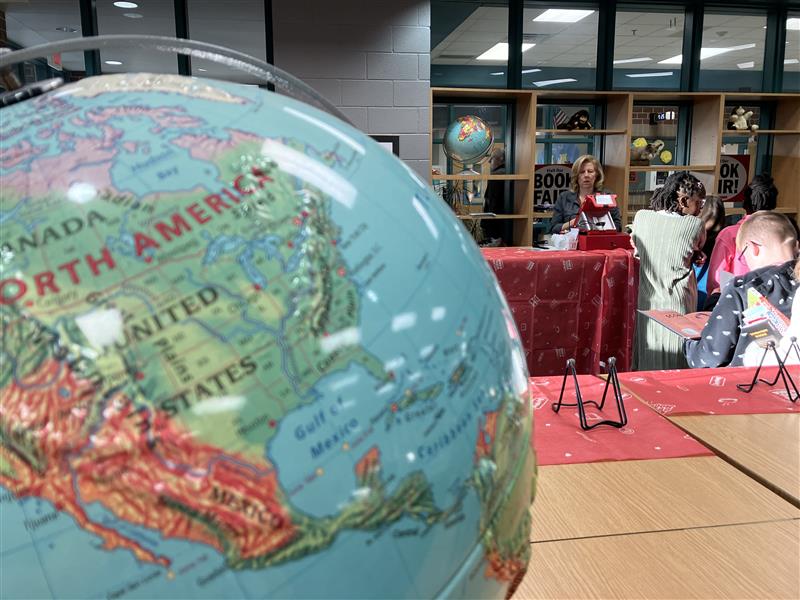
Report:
631,105,678,138
272,0,431,180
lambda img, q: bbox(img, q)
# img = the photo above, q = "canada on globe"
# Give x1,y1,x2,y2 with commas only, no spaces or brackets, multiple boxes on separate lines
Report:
442,115,494,167
0,73,535,598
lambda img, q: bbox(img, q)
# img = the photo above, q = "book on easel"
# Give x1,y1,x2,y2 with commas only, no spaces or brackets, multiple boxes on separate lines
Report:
740,287,790,348
639,310,711,339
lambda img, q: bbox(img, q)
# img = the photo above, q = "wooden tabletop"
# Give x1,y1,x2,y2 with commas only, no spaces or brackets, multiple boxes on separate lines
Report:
516,520,800,599
671,413,800,506
530,456,799,542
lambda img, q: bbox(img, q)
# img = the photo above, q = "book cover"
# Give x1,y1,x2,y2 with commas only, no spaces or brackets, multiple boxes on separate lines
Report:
639,310,711,339
740,288,789,348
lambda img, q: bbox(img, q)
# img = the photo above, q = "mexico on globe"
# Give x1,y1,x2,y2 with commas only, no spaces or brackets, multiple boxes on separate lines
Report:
0,38,535,599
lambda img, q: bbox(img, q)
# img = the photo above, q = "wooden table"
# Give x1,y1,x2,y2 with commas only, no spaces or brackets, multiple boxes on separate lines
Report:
517,520,800,599
530,456,799,542
671,413,800,506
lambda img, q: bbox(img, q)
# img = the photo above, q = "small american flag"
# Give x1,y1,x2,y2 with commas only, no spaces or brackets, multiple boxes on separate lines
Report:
553,108,567,128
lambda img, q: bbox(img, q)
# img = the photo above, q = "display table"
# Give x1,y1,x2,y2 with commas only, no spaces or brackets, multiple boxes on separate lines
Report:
517,368,800,600
531,456,799,543
482,247,637,376
518,520,800,599
671,413,800,506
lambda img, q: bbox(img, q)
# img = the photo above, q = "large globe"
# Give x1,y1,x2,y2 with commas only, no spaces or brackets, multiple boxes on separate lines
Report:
0,74,535,599
442,115,494,166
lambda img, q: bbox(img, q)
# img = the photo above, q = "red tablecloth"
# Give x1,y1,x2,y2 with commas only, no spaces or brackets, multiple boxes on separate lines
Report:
529,376,713,466
618,367,800,416
483,247,638,376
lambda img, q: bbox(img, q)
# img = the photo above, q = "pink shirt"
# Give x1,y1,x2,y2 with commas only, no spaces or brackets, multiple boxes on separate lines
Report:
707,216,751,293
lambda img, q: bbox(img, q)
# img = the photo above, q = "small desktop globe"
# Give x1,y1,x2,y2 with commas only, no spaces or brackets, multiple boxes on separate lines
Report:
0,73,535,598
442,115,494,167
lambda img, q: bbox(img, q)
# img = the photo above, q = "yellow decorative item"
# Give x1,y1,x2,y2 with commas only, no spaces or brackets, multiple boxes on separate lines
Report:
633,137,647,148
660,150,673,164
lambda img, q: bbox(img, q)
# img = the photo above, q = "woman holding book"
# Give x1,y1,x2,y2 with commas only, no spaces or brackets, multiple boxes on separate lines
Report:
632,172,706,370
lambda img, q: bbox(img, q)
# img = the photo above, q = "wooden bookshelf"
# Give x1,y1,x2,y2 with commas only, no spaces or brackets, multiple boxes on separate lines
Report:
629,165,717,172
535,129,627,135
430,88,800,246
432,173,529,181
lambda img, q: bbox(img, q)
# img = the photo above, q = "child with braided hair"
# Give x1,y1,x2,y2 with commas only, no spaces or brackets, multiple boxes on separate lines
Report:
632,171,707,370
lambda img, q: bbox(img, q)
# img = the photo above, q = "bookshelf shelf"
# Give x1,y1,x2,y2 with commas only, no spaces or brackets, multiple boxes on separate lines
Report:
432,174,530,181
430,90,799,246
535,129,627,135
457,214,530,220
629,165,717,173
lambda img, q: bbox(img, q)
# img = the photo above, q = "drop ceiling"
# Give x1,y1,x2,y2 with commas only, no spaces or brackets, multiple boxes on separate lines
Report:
2,0,268,83
432,6,799,72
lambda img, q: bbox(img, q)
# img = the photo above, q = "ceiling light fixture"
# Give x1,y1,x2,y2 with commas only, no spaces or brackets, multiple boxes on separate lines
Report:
787,18,800,30
785,58,800,65
123,13,143,19
531,78,577,87
534,9,594,23
105,60,123,65
659,43,756,65
113,1,139,8
737,61,755,69
613,57,653,65
490,71,505,76
476,42,535,61
197,68,208,72
55,26,78,33
521,68,542,74
625,71,674,78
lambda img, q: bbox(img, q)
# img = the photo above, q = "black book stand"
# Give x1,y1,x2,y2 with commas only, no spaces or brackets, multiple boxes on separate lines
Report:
553,357,628,430
736,339,799,403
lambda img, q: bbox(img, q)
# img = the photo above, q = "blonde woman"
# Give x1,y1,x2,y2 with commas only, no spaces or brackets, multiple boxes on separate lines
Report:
549,155,622,234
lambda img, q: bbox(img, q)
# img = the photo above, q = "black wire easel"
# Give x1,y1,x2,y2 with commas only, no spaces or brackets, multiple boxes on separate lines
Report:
553,357,628,430
736,339,799,402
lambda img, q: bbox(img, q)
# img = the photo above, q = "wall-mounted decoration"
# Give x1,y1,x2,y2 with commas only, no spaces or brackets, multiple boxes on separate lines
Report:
370,134,400,156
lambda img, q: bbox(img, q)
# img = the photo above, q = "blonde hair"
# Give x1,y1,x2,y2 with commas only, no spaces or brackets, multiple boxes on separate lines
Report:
736,211,797,251
570,155,604,193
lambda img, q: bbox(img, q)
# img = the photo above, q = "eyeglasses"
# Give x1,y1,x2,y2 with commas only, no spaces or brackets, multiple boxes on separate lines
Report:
738,240,762,261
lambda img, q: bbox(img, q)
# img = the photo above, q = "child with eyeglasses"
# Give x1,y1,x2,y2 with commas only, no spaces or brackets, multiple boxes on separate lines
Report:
704,174,779,306
685,210,798,368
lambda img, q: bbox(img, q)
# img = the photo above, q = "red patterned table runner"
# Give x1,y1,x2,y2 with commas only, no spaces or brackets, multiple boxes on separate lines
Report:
617,367,800,416
530,375,712,466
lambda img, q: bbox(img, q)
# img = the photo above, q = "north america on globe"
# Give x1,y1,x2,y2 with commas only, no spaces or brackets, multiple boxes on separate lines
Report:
0,73,534,599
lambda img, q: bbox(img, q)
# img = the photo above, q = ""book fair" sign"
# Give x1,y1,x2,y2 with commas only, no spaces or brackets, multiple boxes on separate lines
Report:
534,164,572,205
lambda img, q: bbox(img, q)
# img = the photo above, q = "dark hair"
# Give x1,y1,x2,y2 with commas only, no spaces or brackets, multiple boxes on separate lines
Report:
699,195,726,233
649,171,706,213
699,195,726,256
743,174,778,214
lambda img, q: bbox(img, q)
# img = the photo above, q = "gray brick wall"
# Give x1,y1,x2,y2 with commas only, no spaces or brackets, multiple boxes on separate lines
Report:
273,0,430,180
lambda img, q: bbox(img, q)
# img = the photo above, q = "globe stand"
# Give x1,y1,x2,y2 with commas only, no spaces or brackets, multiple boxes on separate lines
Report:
735,340,799,402
553,357,628,430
